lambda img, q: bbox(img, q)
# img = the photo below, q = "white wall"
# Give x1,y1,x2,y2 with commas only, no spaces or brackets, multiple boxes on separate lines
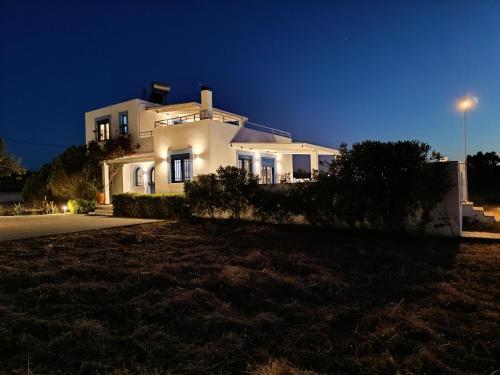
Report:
84,99,155,148
153,120,213,193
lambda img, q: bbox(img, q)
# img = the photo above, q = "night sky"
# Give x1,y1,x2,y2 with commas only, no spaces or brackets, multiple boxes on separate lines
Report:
1,0,499,170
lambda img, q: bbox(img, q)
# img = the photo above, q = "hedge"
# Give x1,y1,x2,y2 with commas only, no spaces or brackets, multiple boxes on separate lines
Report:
112,193,191,219
67,199,96,214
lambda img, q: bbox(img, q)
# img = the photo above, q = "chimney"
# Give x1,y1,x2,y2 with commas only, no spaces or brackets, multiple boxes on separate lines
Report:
200,85,213,113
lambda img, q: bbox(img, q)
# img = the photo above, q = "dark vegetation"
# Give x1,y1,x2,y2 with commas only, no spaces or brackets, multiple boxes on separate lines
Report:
0,171,32,192
113,193,191,219
22,135,137,204
122,141,451,233
0,138,25,178
0,221,498,374
467,151,500,204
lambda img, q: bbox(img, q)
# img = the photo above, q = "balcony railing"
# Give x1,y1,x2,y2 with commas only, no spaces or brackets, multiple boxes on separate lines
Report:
153,110,292,138
244,122,292,138
155,110,241,128
139,130,153,138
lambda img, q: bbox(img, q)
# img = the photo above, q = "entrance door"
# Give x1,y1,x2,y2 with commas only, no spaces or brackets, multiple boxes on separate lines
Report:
148,167,155,194
261,157,275,184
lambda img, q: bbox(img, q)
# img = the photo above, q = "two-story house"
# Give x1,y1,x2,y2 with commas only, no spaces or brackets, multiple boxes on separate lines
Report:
85,84,339,203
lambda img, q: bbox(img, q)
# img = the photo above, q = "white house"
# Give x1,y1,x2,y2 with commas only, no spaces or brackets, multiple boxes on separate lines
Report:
85,85,339,203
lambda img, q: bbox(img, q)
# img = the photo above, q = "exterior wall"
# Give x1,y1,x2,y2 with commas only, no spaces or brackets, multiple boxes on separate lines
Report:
85,99,156,151
153,120,213,194
121,161,155,194
422,161,462,237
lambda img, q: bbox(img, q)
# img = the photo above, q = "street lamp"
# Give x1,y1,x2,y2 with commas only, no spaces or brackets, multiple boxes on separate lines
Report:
456,96,478,203
456,96,478,162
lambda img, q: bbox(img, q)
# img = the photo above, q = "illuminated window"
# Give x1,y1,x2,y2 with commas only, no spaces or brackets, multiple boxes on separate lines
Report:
261,157,275,184
119,112,128,134
96,119,110,141
237,154,253,174
134,167,144,186
171,153,191,182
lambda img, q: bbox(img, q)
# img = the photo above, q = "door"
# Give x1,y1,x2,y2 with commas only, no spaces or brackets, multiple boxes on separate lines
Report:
261,157,275,184
148,167,155,194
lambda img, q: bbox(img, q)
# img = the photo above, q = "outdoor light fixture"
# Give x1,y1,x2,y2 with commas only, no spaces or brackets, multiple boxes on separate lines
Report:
456,96,478,162
63,205,68,213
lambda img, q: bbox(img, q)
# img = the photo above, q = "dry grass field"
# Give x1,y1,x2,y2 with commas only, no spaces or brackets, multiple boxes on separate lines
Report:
0,220,498,374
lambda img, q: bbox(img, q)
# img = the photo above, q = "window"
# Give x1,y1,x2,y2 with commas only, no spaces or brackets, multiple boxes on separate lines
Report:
134,167,144,186
170,153,191,182
119,112,128,134
237,154,253,174
96,118,110,141
261,157,275,184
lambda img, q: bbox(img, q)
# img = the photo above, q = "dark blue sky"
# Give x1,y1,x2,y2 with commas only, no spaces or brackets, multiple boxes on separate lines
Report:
1,0,499,169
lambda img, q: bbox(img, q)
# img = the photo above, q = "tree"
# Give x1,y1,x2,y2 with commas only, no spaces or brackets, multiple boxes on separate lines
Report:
22,135,137,203
216,166,258,220
320,140,451,231
467,151,500,196
101,135,139,198
184,174,221,219
0,138,25,177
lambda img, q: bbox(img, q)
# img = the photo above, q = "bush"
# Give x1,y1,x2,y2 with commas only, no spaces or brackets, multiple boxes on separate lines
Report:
184,174,221,219
249,184,297,224
185,166,258,220
67,199,96,214
12,202,24,216
313,140,452,231
217,166,259,220
112,193,191,219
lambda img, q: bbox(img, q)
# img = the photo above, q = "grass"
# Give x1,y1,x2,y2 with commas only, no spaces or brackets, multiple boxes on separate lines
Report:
0,220,498,374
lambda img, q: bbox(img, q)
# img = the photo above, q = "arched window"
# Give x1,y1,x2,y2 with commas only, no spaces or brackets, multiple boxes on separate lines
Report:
134,167,144,186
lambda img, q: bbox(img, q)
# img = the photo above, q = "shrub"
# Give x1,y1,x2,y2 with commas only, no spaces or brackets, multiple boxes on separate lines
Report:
67,199,96,214
316,141,452,231
217,166,259,220
12,202,24,216
42,196,59,214
249,184,297,224
184,174,221,219
112,193,191,219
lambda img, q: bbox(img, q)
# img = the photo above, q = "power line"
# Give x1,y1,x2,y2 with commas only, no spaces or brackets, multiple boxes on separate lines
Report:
2,137,68,149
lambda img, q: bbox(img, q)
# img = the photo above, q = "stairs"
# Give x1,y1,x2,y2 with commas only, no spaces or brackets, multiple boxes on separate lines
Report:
462,202,500,224
88,204,113,217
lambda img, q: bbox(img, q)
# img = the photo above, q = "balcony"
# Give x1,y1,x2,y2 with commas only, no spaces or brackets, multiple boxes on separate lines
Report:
154,110,292,138
155,110,241,128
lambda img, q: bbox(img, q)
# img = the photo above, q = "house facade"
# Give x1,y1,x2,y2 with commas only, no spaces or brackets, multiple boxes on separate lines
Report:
85,86,339,204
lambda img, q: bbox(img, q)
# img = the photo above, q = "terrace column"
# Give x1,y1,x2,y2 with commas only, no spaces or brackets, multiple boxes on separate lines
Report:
310,151,319,175
102,161,110,204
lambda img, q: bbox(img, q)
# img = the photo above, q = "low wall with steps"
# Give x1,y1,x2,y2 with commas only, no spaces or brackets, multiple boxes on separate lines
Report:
462,202,499,225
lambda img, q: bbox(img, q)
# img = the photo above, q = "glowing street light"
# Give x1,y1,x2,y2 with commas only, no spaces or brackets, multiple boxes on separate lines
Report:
456,96,478,162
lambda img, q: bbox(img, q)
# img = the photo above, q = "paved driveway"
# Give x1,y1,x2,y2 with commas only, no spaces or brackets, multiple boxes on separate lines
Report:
0,214,159,242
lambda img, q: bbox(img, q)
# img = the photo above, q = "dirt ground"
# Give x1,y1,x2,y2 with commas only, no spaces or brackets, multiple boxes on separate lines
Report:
0,220,498,374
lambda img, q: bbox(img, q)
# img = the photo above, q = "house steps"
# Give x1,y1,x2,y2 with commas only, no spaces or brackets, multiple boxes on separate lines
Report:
88,204,113,217
462,201,500,224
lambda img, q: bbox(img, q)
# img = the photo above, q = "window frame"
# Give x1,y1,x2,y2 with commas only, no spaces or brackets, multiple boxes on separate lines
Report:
119,111,128,135
170,152,192,183
134,167,144,187
237,153,253,174
96,117,111,142
261,157,276,184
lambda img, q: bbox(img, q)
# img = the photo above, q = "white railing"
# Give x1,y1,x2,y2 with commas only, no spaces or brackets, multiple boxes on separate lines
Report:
155,110,241,128
139,130,153,138
244,122,292,138
153,111,292,138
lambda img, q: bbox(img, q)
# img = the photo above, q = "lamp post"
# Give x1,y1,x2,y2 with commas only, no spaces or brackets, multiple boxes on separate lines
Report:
456,96,478,162
456,96,478,203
